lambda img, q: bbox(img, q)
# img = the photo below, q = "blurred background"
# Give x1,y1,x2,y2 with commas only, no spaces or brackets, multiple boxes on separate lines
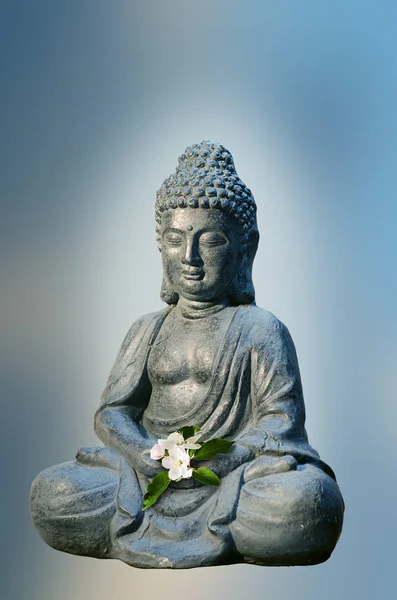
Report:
1,1,396,598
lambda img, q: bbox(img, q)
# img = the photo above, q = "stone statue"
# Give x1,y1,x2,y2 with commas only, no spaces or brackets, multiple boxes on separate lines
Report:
30,141,344,568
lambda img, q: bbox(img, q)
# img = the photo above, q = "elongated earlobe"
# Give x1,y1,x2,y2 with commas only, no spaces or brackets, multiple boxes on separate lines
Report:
160,272,179,305
227,254,255,304
227,230,259,305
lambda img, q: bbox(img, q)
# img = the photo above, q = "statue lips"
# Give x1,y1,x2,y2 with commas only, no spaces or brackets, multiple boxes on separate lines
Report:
182,269,204,281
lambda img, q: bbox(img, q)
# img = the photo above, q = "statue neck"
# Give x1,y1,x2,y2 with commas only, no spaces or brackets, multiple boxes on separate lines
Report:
177,296,231,319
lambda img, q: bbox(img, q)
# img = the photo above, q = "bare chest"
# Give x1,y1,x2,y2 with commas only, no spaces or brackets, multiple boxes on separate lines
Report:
147,309,233,385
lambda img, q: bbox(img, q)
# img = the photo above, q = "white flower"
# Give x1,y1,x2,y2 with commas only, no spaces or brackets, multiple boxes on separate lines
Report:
157,431,202,452
162,446,193,481
162,432,185,448
149,430,202,462
149,436,177,460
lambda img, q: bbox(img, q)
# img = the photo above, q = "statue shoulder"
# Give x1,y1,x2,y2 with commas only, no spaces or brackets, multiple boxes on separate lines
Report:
119,306,173,350
241,304,294,349
241,305,300,377
130,305,172,329
242,304,286,333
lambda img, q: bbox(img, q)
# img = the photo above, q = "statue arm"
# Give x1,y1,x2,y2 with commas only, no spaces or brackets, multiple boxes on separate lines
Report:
190,443,254,481
93,315,165,478
94,406,162,478
236,315,315,479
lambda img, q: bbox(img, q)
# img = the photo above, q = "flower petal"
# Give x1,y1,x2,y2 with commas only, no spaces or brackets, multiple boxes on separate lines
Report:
181,466,193,479
181,453,191,467
183,442,201,450
168,432,184,444
159,438,177,450
162,456,173,470
168,466,183,481
150,444,165,460
168,446,187,460
186,433,202,444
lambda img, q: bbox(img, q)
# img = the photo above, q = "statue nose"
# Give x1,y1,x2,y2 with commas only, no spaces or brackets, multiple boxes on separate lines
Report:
181,238,202,266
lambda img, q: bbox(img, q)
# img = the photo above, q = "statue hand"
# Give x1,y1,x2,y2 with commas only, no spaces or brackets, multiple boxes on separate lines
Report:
76,446,120,469
243,454,297,483
138,447,165,479
192,443,254,479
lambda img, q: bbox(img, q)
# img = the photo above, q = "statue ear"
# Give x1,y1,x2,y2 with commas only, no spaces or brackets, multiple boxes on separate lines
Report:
227,230,259,305
227,254,255,304
160,272,179,305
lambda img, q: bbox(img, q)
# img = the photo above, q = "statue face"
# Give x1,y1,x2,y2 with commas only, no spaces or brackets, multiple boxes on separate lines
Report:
161,208,240,302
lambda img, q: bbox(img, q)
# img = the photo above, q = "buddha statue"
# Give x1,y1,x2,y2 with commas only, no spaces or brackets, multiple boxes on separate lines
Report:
30,141,344,568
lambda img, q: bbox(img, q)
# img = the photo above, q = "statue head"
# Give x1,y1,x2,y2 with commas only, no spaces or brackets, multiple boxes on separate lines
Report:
155,141,259,305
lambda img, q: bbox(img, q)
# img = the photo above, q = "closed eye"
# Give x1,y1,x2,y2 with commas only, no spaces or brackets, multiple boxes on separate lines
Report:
200,234,227,246
164,234,183,245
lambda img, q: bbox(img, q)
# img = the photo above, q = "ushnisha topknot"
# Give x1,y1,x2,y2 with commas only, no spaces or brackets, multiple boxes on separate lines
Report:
155,140,258,252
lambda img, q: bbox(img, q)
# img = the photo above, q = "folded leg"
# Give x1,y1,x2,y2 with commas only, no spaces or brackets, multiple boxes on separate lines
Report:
30,451,120,558
229,463,344,566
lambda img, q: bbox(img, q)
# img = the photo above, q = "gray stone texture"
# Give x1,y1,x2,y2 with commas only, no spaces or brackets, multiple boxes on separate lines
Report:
30,141,344,568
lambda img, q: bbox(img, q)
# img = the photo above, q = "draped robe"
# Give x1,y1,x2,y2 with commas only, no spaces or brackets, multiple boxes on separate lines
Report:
30,304,344,568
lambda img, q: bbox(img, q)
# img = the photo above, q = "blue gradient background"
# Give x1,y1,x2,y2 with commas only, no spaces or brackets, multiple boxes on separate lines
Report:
1,1,396,599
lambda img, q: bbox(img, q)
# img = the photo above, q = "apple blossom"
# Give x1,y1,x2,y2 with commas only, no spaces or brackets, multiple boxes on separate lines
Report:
161,446,193,481
156,431,202,453
143,425,233,509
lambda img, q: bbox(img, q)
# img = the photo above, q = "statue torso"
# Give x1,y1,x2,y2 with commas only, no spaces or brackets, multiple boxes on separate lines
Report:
146,305,236,421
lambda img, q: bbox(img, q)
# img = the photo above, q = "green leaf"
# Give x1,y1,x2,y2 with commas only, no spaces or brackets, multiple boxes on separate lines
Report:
192,467,220,486
142,471,170,511
178,425,201,440
193,438,234,461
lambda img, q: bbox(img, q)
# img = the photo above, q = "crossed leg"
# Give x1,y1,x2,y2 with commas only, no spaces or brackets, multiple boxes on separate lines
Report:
30,448,121,558
229,462,344,566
